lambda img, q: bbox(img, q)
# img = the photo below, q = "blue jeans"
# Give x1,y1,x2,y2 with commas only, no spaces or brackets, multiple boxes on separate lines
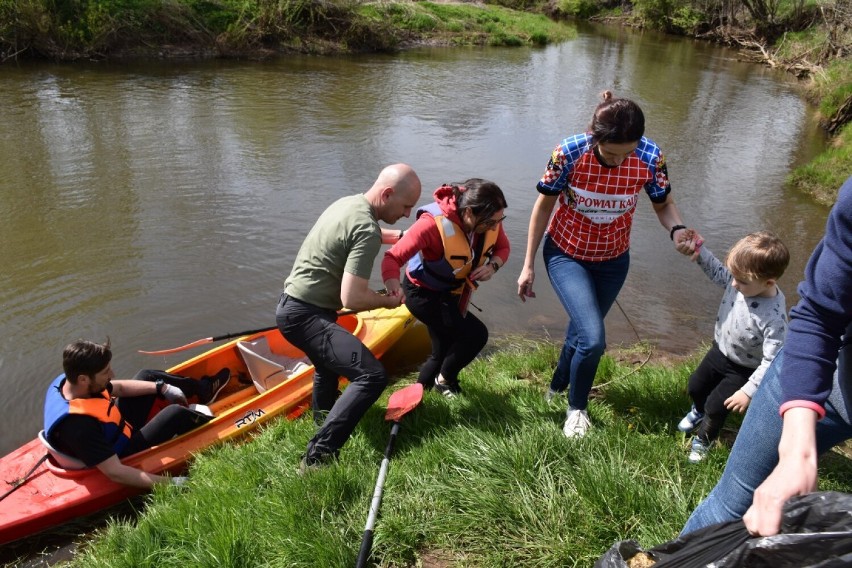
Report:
543,237,629,410
681,348,852,534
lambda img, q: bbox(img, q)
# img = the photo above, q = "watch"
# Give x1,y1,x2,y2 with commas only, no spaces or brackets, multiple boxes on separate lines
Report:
490,261,500,272
670,224,687,241
155,378,165,399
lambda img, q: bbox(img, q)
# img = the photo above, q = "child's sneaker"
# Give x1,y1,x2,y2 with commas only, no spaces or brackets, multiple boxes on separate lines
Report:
562,409,591,438
687,437,710,463
677,405,704,433
434,376,462,398
198,368,230,404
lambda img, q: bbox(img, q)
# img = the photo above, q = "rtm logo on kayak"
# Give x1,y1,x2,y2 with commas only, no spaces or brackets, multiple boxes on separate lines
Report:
236,408,266,428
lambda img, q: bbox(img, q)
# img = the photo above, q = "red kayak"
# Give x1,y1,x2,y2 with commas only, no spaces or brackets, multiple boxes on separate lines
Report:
0,305,415,545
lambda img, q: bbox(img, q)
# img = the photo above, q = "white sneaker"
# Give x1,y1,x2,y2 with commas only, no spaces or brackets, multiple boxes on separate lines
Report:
677,405,705,433
687,437,710,463
563,409,591,438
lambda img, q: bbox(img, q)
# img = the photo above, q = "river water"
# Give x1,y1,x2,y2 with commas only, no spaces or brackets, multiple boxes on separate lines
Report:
0,23,831,457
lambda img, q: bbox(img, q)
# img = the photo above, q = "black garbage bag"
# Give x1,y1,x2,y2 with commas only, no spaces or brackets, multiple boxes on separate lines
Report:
595,491,852,568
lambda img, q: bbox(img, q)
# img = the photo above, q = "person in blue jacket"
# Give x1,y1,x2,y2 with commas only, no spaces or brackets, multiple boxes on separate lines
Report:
45,338,228,488
682,175,852,537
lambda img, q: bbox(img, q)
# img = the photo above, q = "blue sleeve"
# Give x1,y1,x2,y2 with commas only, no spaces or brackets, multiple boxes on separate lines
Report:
781,177,852,406
635,137,671,203
536,133,593,195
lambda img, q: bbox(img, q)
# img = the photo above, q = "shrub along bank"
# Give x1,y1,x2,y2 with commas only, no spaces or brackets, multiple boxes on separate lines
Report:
0,0,574,60
552,0,852,203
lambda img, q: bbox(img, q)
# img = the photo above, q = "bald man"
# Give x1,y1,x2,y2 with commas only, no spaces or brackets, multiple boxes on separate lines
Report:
276,164,422,470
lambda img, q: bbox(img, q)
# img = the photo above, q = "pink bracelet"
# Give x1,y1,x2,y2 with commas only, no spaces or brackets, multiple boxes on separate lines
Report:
779,400,826,420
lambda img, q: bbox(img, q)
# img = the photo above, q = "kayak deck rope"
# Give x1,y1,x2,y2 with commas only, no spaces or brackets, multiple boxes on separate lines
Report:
0,454,49,504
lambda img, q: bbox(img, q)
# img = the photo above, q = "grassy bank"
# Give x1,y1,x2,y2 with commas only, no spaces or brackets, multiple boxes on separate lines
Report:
0,0,574,60
28,339,852,567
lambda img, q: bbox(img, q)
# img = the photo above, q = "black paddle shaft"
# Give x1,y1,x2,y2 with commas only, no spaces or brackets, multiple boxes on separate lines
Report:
355,421,401,568
209,308,359,342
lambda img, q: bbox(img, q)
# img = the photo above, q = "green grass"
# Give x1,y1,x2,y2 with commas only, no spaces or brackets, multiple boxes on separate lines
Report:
0,0,574,60
56,339,852,567
788,122,852,205
359,1,574,47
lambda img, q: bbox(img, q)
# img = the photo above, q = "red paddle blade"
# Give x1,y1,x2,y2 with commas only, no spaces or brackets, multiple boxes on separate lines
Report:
385,383,423,422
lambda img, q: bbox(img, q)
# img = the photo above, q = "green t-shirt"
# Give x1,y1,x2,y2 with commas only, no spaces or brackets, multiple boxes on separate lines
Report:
284,194,380,310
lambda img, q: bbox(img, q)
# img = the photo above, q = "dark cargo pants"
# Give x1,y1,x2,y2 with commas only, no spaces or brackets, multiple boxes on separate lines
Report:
276,293,388,462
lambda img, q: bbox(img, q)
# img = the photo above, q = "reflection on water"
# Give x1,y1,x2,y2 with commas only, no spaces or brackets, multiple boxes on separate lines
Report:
0,24,830,455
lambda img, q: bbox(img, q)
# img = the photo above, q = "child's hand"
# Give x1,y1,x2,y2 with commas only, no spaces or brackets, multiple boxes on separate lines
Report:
724,390,751,413
675,228,704,261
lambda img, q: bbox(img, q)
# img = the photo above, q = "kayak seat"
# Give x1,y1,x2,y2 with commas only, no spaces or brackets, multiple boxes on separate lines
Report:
237,338,311,393
37,429,88,470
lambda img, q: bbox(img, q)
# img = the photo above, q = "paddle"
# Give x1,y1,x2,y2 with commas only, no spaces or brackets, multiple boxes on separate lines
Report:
139,290,391,355
355,383,424,568
138,309,357,355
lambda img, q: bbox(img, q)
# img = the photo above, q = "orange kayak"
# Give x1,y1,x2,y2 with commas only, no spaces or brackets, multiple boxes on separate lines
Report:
0,305,416,545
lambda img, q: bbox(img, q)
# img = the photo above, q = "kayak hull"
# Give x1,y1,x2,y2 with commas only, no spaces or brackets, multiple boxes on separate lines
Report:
0,305,415,545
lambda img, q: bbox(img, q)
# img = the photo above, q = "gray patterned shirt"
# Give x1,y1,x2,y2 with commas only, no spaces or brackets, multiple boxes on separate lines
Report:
696,246,788,397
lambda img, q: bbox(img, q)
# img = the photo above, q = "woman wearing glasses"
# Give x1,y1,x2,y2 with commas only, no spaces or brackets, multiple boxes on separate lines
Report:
517,91,699,438
382,178,510,397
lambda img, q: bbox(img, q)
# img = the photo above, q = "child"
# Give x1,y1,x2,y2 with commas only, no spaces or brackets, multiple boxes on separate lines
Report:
678,231,790,463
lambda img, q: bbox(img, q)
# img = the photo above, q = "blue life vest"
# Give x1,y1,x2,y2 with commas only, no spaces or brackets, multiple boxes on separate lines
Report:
43,374,132,455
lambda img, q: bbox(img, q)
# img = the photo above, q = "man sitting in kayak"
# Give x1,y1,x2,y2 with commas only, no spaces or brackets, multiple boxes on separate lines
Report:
43,339,229,488
276,163,422,471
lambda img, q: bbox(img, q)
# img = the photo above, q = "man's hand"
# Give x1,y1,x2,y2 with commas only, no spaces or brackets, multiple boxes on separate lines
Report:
161,384,187,405
724,390,751,413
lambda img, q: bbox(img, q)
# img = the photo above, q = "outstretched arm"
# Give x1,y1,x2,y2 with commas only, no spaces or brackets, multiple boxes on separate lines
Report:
341,272,401,311
652,195,700,259
111,379,187,405
110,379,157,398
743,407,819,535
380,228,405,245
517,194,557,302
96,454,175,489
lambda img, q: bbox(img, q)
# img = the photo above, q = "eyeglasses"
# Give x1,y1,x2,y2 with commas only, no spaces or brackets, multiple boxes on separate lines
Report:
477,215,506,230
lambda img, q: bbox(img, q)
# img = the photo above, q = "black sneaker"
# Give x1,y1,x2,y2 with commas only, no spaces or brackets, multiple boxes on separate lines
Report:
297,451,337,475
434,377,462,398
198,368,230,404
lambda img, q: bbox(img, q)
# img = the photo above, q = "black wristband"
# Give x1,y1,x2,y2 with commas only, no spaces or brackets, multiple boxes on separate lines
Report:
670,224,686,241
490,261,500,272
155,378,165,399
